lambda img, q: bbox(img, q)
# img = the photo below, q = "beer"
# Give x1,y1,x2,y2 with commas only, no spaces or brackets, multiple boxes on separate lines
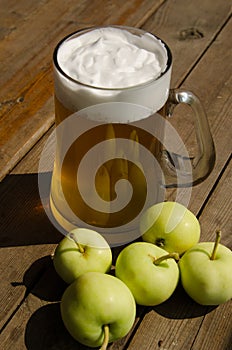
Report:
51,105,165,229
50,26,171,236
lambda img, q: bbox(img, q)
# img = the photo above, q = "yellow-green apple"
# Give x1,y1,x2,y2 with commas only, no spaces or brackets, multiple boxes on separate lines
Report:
115,242,179,306
140,201,200,255
61,272,136,349
53,228,112,284
179,230,232,305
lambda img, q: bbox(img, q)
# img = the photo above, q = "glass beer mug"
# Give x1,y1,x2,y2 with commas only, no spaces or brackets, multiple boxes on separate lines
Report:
49,25,215,245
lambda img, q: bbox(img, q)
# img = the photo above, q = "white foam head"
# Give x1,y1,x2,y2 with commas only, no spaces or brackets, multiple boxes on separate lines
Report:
53,26,172,113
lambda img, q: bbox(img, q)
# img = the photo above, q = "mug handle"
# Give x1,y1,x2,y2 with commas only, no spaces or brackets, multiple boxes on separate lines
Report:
162,89,215,187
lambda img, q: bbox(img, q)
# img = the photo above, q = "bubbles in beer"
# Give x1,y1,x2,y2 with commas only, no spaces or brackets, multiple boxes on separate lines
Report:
38,102,192,246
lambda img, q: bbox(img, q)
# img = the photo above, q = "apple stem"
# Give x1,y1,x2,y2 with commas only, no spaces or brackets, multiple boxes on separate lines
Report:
210,229,221,260
152,252,179,265
100,325,109,350
69,233,85,253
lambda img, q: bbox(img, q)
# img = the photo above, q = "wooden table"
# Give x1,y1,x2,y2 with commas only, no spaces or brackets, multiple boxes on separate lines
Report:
0,1,231,349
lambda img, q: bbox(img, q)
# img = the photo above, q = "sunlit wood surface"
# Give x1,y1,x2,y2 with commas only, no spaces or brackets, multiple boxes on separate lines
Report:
0,1,231,349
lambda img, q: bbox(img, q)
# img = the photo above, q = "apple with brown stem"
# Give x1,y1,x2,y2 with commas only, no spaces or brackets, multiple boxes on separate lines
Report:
53,228,112,284
60,272,136,349
115,242,180,306
179,230,232,305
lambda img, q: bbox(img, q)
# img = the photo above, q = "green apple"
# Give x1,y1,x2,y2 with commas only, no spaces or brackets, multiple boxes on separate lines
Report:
179,230,232,305
140,201,200,255
115,242,179,306
53,228,112,284
61,271,136,349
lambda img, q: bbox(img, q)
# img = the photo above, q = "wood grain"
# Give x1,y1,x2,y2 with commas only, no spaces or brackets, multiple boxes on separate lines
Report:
0,0,165,181
0,1,232,349
126,159,232,350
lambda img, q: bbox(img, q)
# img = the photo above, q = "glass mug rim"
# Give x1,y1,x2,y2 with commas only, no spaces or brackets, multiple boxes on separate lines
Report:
53,24,173,92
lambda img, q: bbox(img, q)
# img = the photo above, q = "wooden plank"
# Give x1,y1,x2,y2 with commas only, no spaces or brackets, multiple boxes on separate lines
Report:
0,1,231,349
0,269,71,350
198,157,232,247
0,0,165,331
0,171,63,329
125,11,232,349
0,0,164,87
1,161,231,348
0,0,44,40
1,0,230,183
120,4,232,348
191,162,232,350
145,0,232,216
192,300,232,350
175,16,232,216
0,262,143,349
0,0,165,181
144,0,232,212
142,0,231,86
126,159,232,350
7,0,232,189
0,245,57,329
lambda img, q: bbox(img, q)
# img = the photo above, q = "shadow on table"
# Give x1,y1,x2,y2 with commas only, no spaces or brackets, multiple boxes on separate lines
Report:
0,173,62,247
25,303,92,350
1,173,218,349
11,255,67,301
152,282,217,319
21,239,218,350
20,254,94,349
24,278,218,350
